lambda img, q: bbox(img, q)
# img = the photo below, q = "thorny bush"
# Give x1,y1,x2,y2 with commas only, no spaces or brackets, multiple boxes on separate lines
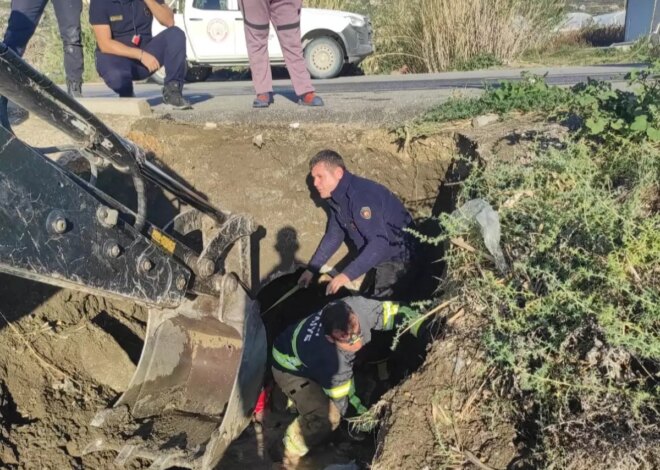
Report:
402,63,660,467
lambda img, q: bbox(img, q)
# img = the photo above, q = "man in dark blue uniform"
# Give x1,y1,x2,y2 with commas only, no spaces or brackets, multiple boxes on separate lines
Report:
298,150,418,300
0,0,84,129
89,0,191,109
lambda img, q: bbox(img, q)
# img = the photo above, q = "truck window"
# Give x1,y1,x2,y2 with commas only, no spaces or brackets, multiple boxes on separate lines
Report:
193,0,229,10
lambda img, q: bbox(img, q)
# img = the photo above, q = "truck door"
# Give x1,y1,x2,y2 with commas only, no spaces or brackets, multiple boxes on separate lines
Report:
185,0,238,60
234,0,285,62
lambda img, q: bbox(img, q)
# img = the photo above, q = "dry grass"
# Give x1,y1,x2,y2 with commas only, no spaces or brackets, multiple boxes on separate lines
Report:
363,0,566,74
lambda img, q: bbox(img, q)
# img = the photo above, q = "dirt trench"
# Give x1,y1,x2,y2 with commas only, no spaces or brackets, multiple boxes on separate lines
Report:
0,118,457,470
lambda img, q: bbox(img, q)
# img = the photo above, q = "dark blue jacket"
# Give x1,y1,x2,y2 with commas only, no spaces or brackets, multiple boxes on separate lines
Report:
308,172,414,280
90,0,164,46
272,296,404,416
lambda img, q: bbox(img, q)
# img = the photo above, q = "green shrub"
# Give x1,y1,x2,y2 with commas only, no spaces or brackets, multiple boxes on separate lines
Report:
424,62,660,465
419,73,573,123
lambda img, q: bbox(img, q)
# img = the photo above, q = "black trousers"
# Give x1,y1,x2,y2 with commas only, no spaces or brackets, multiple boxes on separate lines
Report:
95,27,187,97
362,259,418,301
3,0,83,83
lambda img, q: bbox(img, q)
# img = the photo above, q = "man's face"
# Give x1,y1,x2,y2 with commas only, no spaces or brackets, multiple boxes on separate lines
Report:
328,312,363,353
311,163,344,199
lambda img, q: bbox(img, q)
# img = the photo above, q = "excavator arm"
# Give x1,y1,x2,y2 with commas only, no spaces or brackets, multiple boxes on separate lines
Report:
0,43,266,469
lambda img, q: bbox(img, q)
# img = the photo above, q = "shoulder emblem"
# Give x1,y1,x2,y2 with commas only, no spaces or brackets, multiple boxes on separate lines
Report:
360,206,372,220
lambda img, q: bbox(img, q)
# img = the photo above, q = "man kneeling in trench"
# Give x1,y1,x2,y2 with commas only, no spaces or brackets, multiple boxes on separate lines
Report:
270,295,425,465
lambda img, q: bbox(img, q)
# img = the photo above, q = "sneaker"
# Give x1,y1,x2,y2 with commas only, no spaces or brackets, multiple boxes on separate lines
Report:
253,92,274,108
162,82,192,110
298,92,324,107
0,96,10,130
67,80,83,98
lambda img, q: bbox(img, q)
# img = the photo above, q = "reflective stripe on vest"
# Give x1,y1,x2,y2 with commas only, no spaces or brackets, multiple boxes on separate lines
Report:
382,301,399,330
323,378,354,399
272,318,308,372
324,379,368,414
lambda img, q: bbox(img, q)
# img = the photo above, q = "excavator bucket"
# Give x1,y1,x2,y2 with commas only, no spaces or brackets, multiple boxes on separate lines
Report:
0,44,267,468
85,210,266,470
86,274,266,469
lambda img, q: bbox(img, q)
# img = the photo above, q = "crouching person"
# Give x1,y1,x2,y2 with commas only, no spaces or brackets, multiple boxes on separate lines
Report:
270,296,410,465
89,0,191,109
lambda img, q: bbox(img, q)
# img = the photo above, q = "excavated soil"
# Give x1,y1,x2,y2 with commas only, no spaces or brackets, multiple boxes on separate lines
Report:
0,115,545,469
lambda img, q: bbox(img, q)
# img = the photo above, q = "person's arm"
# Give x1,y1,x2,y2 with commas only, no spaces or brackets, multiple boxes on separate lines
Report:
92,25,161,72
342,194,390,281
145,0,175,28
343,295,406,332
306,214,345,272
318,366,367,417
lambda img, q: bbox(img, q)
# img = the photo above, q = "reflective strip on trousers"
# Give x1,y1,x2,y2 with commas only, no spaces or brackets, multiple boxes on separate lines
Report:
283,418,310,456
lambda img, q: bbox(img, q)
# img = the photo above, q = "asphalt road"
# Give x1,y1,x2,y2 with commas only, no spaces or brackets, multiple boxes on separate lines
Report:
82,64,646,126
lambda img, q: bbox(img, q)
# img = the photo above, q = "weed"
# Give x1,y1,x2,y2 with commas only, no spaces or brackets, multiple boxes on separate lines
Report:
362,0,565,74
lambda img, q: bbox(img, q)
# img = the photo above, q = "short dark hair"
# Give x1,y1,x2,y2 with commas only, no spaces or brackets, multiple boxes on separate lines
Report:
310,150,346,171
321,301,352,336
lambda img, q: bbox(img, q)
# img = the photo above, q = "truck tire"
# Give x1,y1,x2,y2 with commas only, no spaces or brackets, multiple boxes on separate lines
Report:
149,65,211,85
304,37,344,79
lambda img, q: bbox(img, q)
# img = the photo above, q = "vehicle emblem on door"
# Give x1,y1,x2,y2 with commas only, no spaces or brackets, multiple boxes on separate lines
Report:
207,19,229,43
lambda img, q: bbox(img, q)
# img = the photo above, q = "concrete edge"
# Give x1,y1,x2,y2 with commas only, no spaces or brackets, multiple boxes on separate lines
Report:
76,97,152,117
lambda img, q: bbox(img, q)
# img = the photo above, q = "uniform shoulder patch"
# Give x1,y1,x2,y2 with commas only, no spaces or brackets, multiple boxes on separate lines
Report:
360,206,372,220
109,15,123,22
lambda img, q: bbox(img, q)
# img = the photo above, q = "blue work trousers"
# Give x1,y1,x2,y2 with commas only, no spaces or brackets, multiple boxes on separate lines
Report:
3,0,83,83
95,27,186,97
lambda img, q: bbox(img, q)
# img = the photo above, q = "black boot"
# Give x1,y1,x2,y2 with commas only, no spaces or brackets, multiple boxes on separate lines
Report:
162,81,192,110
0,96,11,132
67,80,83,98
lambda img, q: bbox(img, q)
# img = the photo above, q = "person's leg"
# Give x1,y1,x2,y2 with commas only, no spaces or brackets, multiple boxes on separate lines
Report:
142,27,186,86
373,260,413,300
239,0,274,100
1,0,48,129
51,0,83,95
142,28,191,109
95,51,135,97
271,367,341,459
269,0,316,98
3,0,48,56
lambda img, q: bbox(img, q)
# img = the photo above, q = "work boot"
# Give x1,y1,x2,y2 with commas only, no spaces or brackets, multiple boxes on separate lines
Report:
67,80,83,98
0,96,10,130
253,92,274,108
162,81,192,110
298,92,324,107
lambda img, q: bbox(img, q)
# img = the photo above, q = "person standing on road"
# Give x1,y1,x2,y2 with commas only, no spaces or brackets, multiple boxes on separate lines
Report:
239,0,324,108
0,0,85,129
298,150,419,300
89,0,191,110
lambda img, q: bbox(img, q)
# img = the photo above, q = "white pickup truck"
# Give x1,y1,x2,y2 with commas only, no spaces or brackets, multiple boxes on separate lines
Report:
152,0,374,83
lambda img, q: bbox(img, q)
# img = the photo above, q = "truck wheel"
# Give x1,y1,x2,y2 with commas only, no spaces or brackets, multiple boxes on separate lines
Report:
185,66,212,83
304,37,344,79
149,65,211,85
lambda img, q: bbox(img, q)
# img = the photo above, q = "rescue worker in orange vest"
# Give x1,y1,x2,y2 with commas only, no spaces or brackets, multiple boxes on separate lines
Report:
270,296,423,465
239,0,324,108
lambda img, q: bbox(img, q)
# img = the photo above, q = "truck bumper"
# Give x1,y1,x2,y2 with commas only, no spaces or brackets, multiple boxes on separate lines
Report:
342,19,374,64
